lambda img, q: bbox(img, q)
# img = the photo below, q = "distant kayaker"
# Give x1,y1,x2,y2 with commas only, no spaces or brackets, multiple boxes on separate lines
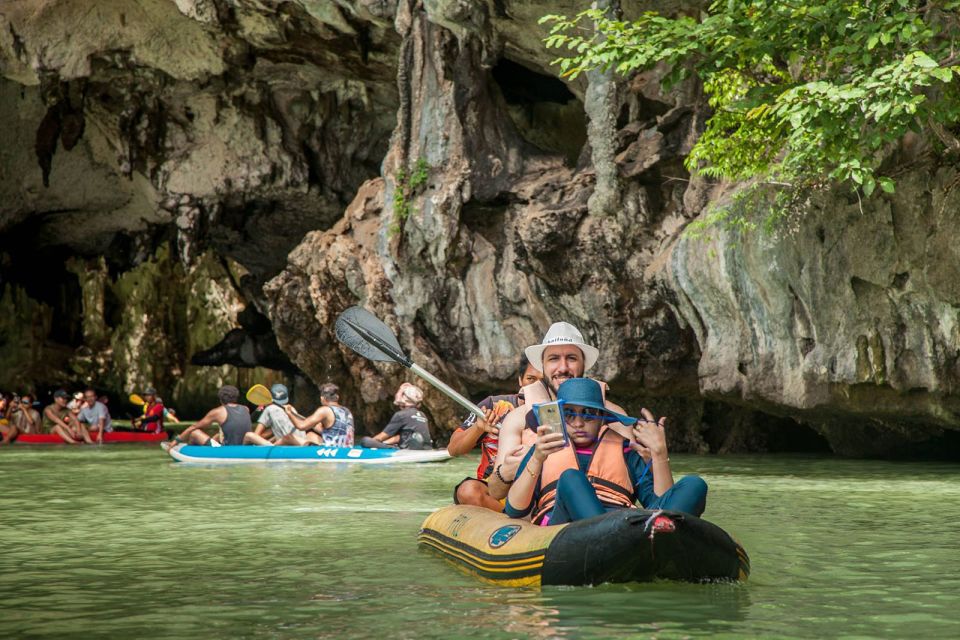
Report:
489,322,636,501
78,388,112,444
285,382,355,447
169,385,272,447
505,378,707,525
254,383,320,445
361,383,432,450
8,393,41,434
44,390,95,444
0,395,19,445
132,388,165,434
447,354,543,511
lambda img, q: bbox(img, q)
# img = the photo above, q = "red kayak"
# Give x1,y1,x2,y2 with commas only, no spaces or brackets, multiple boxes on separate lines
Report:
15,431,168,444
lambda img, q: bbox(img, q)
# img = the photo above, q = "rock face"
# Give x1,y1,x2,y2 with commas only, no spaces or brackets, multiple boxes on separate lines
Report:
2,1,958,455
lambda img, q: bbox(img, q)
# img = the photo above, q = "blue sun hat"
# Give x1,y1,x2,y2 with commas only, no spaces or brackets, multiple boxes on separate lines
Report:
556,378,637,425
270,383,289,406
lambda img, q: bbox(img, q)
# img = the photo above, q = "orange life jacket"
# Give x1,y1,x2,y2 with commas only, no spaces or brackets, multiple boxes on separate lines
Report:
532,427,635,525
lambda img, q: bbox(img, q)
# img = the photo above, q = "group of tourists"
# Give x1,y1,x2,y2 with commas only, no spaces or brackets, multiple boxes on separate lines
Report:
168,380,436,451
0,386,179,445
445,321,709,526
0,388,111,444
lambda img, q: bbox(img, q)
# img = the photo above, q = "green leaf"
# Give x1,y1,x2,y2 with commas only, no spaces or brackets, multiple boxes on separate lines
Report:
879,177,896,193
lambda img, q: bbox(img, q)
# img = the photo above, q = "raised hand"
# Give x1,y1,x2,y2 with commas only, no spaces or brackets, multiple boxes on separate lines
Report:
532,424,566,462
631,407,668,458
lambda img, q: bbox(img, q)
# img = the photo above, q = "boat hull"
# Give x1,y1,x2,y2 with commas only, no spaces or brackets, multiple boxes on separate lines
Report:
16,431,168,445
418,505,749,587
167,444,452,464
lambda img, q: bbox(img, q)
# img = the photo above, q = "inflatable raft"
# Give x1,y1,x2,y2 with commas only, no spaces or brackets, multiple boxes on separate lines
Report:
166,444,452,465
16,431,168,445
418,505,749,587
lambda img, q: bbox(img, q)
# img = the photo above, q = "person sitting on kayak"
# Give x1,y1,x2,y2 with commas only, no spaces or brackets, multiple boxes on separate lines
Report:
285,382,355,447
488,322,630,500
505,378,707,525
0,395,19,445
447,354,543,511
78,388,112,444
253,383,320,445
170,385,272,447
44,389,95,444
9,393,41,435
133,388,165,434
361,383,432,450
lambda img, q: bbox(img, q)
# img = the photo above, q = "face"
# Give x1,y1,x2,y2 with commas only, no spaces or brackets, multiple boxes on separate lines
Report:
84,391,97,407
145,393,156,403
541,345,585,392
517,364,543,390
55,396,67,407
563,404,604,447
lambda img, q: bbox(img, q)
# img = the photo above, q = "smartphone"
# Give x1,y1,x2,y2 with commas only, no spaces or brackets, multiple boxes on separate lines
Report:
534,401,568,445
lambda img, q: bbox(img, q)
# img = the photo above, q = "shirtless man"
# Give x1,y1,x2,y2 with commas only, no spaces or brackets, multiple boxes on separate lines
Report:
447,355,542,510
171,385,272,446
285,383,355,447
488,322,673,501
44,390,95,444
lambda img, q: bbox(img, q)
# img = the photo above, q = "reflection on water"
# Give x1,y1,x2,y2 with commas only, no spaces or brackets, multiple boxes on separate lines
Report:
0,448,958,638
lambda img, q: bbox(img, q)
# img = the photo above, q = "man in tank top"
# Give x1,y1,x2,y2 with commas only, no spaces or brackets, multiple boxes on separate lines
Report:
284,383,355,447
169,385,273,446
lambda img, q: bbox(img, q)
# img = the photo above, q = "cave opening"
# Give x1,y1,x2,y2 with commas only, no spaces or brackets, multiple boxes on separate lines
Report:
701,402,833,454
1,223,84,349
491,58,586,166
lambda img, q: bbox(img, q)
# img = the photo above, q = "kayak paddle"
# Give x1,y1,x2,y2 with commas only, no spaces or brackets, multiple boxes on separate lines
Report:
335,306,485,419
246,383,305,418
129,393,145,406
246,384,273,406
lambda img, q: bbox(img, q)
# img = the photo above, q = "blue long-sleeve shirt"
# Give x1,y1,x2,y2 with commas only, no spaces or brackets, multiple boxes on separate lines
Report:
504,444,654,519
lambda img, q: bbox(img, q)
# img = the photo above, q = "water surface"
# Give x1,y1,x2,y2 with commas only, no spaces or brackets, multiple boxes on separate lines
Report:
1,448,957,638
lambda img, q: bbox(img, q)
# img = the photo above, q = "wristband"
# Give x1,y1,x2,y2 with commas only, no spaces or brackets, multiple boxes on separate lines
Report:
525,464,538,479
495,464,514,485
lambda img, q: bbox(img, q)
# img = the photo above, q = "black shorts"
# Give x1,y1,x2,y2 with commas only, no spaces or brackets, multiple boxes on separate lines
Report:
452,476,487,504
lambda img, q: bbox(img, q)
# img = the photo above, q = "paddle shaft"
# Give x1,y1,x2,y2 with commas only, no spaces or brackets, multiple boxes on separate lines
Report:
338,308,484,420
410,363,484,420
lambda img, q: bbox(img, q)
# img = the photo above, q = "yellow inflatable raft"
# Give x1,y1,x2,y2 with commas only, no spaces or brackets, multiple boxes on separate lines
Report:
419,505,749,587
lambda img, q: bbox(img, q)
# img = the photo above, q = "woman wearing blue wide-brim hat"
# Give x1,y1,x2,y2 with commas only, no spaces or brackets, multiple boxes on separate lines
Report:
505,378,708,525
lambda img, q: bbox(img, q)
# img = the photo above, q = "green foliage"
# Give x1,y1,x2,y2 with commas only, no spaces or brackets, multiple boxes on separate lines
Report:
390,158,431,236
541,1,960,199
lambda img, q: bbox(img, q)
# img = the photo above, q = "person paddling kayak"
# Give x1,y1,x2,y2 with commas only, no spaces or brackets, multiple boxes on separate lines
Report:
447,354,543,511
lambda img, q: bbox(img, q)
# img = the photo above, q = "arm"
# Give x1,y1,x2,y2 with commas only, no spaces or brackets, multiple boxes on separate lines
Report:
176,408,221,441
505,426,566,516
285,405,327,431
44,406,70,430
447,407,497,456
630,408,674,496
487,408,528,499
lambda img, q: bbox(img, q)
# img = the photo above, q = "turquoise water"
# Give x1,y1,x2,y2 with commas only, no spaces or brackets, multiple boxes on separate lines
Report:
0,448,958,638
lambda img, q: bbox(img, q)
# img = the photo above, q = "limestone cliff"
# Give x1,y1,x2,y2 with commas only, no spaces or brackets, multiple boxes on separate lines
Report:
2,1,958,455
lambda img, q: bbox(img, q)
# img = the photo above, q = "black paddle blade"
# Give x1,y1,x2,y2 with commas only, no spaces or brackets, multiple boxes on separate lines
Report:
335,306,413,367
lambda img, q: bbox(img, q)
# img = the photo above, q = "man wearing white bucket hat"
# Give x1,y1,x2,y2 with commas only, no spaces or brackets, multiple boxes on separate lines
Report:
488,321,677,504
